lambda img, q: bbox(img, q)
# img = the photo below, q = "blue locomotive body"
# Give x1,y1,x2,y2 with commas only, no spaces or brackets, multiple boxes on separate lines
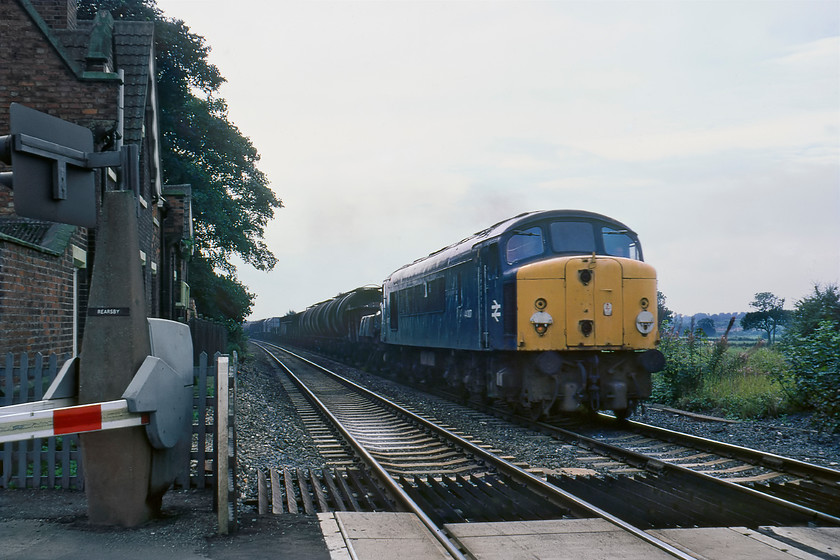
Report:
381,210,645,353
265,210,664,418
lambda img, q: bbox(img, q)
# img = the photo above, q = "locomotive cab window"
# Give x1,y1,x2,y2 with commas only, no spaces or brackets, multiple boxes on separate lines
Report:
602,226,642,260
549,221,595,255
506,227,544,264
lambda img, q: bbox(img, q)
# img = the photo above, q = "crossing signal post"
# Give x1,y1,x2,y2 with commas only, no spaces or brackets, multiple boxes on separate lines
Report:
78,190,163,525
0,104,191,526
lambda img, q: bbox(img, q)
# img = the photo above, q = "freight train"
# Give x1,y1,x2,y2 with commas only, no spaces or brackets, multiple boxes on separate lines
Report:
254,210,665,419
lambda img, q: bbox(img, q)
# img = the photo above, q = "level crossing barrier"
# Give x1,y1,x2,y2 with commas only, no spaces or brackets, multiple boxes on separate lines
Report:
0,399,148,443
0,349,233,491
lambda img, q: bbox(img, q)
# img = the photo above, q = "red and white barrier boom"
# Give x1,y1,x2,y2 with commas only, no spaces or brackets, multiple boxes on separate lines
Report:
0,344,190,448
0,400,147,444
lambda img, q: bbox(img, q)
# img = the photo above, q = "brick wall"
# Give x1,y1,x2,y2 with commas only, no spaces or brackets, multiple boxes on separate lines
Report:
0,235,82,355
0,4,116,122
0,0,112,355
0,190,12,214
0,1,103,356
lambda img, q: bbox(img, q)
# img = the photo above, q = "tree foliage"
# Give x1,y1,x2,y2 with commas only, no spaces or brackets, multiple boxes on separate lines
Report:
188,254,253,322
783,321,840,431
741,292,789,345
657,291,674,329
78,0,282,329
696,317,716,337
781,283,840,432
786,284,840,338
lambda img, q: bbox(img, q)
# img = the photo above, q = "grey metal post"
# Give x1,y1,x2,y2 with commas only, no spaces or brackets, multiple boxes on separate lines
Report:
78,190,157,525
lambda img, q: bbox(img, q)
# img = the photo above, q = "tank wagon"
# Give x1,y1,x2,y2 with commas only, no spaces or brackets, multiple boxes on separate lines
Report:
243,317,279,337
271,210,664,419
293,286,381,361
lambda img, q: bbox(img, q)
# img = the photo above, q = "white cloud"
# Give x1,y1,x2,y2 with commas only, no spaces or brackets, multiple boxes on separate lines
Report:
771,36,840,68
574,111,839,163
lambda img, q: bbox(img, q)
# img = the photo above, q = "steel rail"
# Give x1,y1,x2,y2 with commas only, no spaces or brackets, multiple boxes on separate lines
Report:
255,342,468,560
535,416,840,526
616,415,840,486
417,373,840,523
262,342,699,560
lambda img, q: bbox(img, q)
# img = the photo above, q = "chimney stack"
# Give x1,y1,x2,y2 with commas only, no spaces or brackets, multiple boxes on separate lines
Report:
29,0,78,30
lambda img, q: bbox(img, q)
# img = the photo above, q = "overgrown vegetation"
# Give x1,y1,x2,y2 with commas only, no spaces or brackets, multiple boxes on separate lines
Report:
655,284,840,432
653,332,793,419
780,284,840,432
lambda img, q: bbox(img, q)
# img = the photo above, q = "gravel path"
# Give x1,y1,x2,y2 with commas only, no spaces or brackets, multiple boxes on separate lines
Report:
236,344,840,511
235,350,328,508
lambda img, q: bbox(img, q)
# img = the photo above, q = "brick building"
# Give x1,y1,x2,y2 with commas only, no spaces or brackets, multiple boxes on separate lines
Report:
0,0,192,357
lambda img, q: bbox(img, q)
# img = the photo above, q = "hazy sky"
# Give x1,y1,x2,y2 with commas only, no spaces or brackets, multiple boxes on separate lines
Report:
155,0,839,319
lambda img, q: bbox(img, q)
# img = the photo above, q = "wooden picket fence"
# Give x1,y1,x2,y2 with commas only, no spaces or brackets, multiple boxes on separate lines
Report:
0,350,236,490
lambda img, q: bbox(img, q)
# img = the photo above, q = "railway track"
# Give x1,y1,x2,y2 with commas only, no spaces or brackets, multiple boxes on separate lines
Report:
252,341,840,559
256,342,840,528
350,344,840,526
253,341,701,560
585,414,840,484
488,413,840,526
566,414,840,513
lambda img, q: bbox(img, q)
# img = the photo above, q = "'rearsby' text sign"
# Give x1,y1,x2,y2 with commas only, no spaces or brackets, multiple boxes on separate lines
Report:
87,307,131,317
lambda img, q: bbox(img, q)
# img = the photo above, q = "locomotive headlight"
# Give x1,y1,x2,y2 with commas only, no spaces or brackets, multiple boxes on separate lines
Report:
635,310,655,335
530,311,553,337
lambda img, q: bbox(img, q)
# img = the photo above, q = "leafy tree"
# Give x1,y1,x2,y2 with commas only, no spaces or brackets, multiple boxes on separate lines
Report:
741,292,789,345
780,283,840,431
786,284,840,338
78,0,283,339
697,317,716,337
783,321,840,431
188,254,253,322
188,254,254,354
657,291,674,329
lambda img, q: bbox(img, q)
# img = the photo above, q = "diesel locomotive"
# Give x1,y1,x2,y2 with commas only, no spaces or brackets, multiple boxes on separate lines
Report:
262,210,665,419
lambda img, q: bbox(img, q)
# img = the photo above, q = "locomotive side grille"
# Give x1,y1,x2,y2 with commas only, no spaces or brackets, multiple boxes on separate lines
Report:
503,282,517,335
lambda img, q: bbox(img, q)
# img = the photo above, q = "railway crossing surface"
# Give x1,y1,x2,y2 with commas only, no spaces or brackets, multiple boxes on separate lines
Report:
1,494,837,560
319,512,839,560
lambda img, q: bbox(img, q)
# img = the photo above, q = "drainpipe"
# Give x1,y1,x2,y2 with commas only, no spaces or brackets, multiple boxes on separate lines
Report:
116,69,124,150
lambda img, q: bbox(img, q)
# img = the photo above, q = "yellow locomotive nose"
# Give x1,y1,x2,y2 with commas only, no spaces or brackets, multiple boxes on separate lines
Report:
515,255,658,351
